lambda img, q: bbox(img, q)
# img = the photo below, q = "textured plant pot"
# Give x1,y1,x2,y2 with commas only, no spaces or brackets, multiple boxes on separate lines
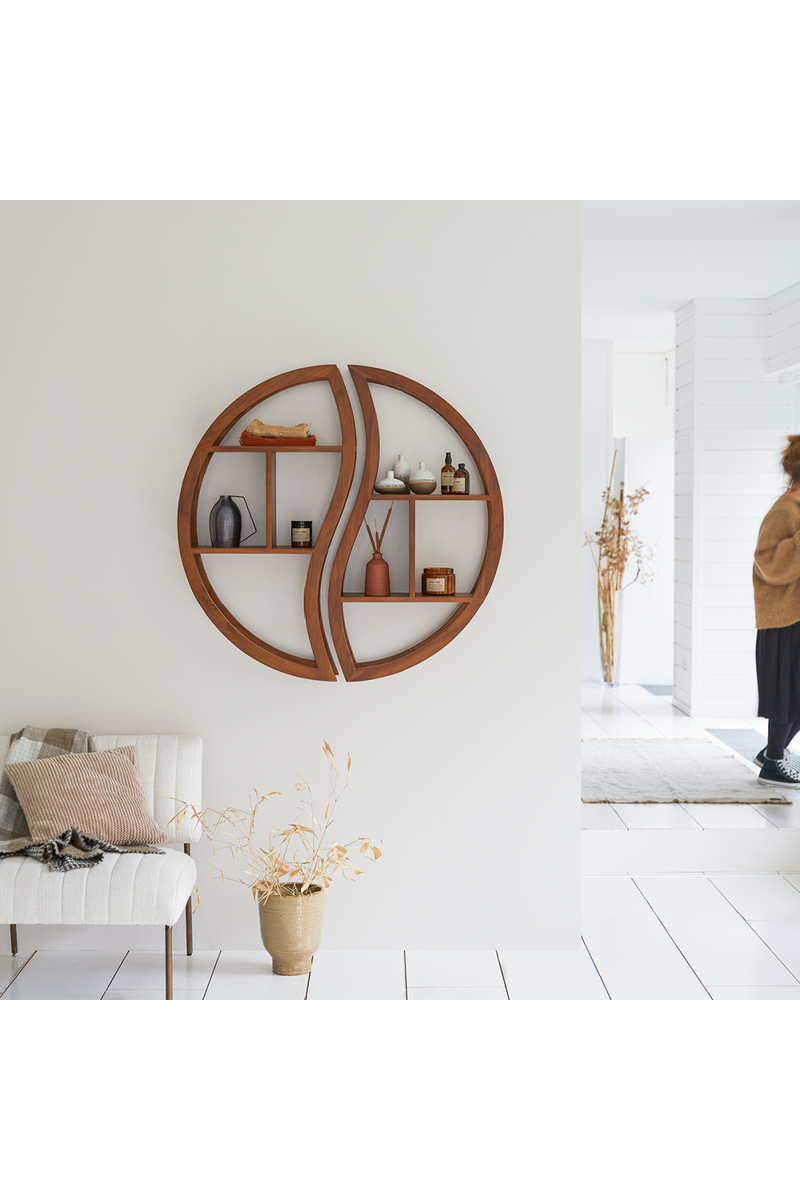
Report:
257,884,325,975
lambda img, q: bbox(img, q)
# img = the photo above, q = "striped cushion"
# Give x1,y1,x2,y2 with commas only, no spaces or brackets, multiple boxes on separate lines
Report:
5,745,168,845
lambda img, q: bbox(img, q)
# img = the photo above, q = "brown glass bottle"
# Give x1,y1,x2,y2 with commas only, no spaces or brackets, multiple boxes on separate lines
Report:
441,452,455,494
454,463,470,494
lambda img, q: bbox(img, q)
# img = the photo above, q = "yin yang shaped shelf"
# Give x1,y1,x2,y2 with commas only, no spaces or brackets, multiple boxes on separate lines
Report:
177,364,504,681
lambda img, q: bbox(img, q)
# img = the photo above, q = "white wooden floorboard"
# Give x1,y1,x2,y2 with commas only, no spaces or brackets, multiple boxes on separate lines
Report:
405,950,504,989
678,803,776,830
204,950,308,1000
0,951,125,1000
306,950,406,1000
581,875,709,1000
707,986,800,1000
104,989,204,1001
747,919,800,980
750,803,800,829
707,874,800,921
700,717,767,732
583,828,800,874
580,940,611,999
497,947,608,1000
581,689,663,739
407,987,508,1001
107,950,219,994
611,687,709,739
610,804,703,829
582,804,628,830
581,711,608,739
634,874,798,987
0,952,34,994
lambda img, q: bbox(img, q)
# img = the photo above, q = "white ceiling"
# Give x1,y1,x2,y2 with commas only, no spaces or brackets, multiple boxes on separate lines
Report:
582,201,800,347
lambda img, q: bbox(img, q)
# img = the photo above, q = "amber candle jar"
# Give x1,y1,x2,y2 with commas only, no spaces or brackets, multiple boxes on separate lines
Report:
421,567,455,596
291,520,312,548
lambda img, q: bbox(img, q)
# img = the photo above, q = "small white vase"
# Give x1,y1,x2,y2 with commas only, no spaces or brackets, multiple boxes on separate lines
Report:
374,469,407,495
392,454,411,487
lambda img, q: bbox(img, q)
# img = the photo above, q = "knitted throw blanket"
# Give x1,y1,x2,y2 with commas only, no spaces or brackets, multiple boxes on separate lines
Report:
0,828,163,872
0,726,90,838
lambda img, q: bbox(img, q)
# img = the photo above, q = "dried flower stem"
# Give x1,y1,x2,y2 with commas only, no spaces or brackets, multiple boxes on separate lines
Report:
364,502,394,553
170,744,381,904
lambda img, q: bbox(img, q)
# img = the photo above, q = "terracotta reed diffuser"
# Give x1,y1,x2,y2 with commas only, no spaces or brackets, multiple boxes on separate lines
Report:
364,503,394,596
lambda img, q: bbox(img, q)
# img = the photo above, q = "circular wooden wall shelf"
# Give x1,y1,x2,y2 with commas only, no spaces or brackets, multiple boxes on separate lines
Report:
177,364,503,681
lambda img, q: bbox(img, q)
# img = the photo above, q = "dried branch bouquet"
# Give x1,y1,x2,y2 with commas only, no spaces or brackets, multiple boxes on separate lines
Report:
585,451,655,683
173,742,381,906
364,502,393,553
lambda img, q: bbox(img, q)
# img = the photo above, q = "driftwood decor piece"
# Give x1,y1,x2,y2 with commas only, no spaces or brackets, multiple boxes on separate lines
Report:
177,365,504,681
585,450,653,684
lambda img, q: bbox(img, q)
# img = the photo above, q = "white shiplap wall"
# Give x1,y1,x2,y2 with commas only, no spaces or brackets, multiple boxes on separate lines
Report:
674,298,791,717
768,280,800,377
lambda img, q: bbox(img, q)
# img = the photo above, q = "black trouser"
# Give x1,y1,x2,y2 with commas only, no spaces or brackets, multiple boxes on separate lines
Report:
766,718,800,760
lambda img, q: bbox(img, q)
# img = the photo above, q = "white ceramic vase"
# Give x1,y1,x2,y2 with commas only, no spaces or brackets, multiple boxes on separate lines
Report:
392,454,411,487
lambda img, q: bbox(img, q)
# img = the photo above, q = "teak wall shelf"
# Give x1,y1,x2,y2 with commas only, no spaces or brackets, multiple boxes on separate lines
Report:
177,364,503,682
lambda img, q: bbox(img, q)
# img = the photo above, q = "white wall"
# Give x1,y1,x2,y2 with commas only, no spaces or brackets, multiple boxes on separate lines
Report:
0,201,581,952
768,280,800,376
613,351,675,438
674,298,790,717
613,437,675,685
581,342,614,682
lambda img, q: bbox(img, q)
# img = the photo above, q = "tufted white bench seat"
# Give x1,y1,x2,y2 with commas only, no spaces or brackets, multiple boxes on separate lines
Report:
0,734,202,999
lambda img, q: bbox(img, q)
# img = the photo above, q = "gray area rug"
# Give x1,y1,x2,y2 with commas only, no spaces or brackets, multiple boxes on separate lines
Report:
705,728,800,773
582,739,791,804
642,684,673,696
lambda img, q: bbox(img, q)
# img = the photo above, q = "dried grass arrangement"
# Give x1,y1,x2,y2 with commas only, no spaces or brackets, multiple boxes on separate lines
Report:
364,502,393,553
585,451,654,684
173,742,381,906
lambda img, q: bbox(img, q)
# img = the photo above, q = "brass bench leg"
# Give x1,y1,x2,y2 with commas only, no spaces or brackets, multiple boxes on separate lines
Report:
10,925,17,956
165,925,173,1000
184,843,193,956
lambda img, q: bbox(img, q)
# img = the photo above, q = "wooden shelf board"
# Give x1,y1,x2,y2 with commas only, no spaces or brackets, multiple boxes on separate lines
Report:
341,593,473,602
205,445,343,453
192,546,314,554
369,493,488,500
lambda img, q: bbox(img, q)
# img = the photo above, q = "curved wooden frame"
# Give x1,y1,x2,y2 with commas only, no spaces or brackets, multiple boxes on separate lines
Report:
177,365,356,682
327,365,504,682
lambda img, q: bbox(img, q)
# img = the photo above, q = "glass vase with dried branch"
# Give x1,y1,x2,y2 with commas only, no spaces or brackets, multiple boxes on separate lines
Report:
585,450,655,684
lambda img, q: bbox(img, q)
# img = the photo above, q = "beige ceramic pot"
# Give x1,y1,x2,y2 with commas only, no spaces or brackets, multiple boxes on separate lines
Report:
257,883,325,975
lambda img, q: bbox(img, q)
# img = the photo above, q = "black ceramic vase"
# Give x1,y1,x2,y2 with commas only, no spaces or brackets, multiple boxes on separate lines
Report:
209,495,242,548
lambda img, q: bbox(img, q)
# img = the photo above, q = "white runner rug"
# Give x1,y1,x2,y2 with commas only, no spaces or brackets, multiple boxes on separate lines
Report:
582,739,791,803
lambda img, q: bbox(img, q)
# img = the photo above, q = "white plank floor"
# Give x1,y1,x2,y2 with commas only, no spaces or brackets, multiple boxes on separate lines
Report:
4,688,799,1000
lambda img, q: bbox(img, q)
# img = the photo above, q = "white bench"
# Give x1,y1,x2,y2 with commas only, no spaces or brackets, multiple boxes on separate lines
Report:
0,734,202,999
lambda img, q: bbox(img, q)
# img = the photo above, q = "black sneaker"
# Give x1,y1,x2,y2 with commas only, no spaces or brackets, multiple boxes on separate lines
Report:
754,747,767,768
758,756,800,788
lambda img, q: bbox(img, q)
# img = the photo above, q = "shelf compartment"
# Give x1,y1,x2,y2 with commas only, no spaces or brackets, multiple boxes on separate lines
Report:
367,492,488,500
341,592,474,603
192,546,314,554
205,445,344,453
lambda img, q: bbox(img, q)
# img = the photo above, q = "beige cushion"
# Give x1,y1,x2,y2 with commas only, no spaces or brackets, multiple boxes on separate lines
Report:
5,745,168,845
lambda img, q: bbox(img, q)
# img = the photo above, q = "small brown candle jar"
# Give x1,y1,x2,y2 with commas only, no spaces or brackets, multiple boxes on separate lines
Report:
421,566,455,596
291,520,312,548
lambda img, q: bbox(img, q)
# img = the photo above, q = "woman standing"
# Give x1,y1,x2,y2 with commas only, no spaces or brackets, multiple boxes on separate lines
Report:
753,434,800,786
